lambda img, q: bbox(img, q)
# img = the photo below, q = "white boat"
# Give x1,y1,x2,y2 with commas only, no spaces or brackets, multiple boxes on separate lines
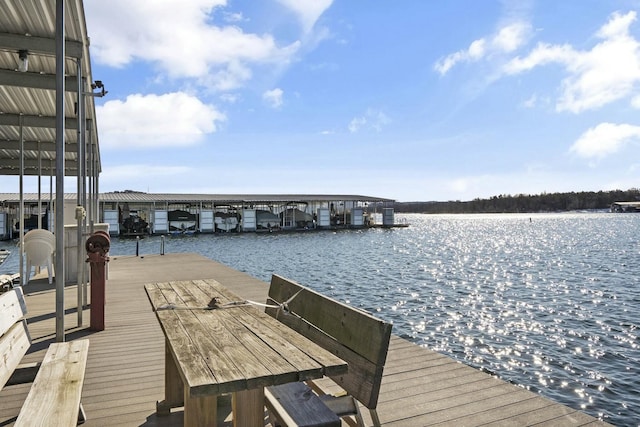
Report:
214,209,239,232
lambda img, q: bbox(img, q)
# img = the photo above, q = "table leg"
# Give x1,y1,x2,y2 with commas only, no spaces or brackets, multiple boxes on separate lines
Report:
184,390,217,427
232,388,264,427
157,340,184,416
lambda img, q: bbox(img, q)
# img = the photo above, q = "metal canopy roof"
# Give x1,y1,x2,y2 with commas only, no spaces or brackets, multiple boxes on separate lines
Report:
97,193,394,204
0,192,395,204
0,0,100,177
1,0,101,343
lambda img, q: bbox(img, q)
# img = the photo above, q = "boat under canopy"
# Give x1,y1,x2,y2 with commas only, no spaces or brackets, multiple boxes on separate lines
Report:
168,209,198,235
280,208,313,228
256,210,280,230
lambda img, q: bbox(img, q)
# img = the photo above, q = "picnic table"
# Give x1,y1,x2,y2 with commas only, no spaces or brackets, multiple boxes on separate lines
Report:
144,279,348,427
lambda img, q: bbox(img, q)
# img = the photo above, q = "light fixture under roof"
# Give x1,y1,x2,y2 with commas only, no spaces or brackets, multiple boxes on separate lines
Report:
85,80,108,97
18,50,28,72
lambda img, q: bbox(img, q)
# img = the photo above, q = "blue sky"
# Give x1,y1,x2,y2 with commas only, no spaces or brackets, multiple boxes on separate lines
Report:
35,1,640,201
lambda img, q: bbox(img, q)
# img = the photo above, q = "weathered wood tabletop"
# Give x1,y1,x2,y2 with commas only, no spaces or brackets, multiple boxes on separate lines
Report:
145,279,347,427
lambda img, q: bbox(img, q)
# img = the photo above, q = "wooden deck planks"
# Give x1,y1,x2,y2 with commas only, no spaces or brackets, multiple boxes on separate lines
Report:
0,253,612,426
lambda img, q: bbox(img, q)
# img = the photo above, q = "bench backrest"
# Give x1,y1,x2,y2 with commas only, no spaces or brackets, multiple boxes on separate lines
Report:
0,288,30,391
266,274,392,410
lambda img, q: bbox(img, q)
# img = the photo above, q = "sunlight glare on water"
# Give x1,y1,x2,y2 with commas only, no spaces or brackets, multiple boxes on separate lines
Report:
1,212,638,425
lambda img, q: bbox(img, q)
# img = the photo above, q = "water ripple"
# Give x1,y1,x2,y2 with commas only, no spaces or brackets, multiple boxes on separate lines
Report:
2,212,638,425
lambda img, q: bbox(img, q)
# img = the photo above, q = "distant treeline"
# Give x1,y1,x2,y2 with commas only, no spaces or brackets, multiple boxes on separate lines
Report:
387,188,640,214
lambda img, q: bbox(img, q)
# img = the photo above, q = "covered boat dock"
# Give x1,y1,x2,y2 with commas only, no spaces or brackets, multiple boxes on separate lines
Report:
99,192,398,235
0,192,400,237
610,201,640,212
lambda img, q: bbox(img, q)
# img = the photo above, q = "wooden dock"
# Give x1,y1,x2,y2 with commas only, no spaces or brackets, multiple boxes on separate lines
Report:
0,253,611,426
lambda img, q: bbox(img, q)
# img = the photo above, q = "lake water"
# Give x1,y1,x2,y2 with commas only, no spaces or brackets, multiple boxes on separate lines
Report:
1,212,638,425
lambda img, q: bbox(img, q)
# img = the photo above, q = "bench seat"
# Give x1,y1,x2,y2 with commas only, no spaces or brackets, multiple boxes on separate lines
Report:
1,288,89,427
14,339,89,426
266,382,341,427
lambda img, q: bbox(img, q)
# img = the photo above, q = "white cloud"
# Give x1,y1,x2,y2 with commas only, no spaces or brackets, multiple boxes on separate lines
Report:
434,51,466,76
199,60,253,92
97,92,226,149
570,122,640,158
219,93,240,103
493,22,530,53
348,116,366,133
503,43,575,73
223,11,245,23
263,88,284,109
276,0,333,33
369,110,391,132
522,94,537,108
85,0,300,87
348,109,390,133
467,39,487,60
598,9,637,38
504,11,640,113
434,21,531,75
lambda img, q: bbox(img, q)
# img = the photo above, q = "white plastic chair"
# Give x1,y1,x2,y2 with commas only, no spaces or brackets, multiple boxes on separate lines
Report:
23,229,55,285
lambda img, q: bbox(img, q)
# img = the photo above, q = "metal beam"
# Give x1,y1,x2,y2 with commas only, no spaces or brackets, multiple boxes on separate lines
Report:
55,0,66,343
0,69,79,91
0,169,77,176
0,113,78,130
1,140,78,152
0,158,79,170
0,32,83,59
77,57,86,326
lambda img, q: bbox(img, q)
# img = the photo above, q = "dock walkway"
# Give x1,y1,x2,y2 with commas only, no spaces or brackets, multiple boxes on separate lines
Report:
0,253,610,426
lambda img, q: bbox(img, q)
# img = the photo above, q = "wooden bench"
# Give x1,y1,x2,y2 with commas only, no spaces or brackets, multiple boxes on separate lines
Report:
0,287,89,426
264,274,393,427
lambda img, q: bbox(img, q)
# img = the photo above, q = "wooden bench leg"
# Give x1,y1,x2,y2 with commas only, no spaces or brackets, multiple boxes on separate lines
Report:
184,390,217,427
232,388,264,427
158,341,184,416
369,409,381,427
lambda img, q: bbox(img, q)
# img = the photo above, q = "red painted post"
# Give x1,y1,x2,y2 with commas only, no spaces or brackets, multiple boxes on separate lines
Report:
86,231,110,331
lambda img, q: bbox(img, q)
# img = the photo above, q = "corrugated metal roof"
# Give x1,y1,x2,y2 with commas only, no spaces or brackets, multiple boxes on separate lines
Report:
98,193,394,204
0,0,100,177
0,192,394,204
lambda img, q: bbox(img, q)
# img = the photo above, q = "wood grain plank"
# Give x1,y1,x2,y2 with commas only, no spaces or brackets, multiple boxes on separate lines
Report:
269,274,393,365
266,275,391,409
190,283,300,384
0,321,31,390
145,284,239,394
0,287,27,336
177,281,277,390
14,339,89,427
